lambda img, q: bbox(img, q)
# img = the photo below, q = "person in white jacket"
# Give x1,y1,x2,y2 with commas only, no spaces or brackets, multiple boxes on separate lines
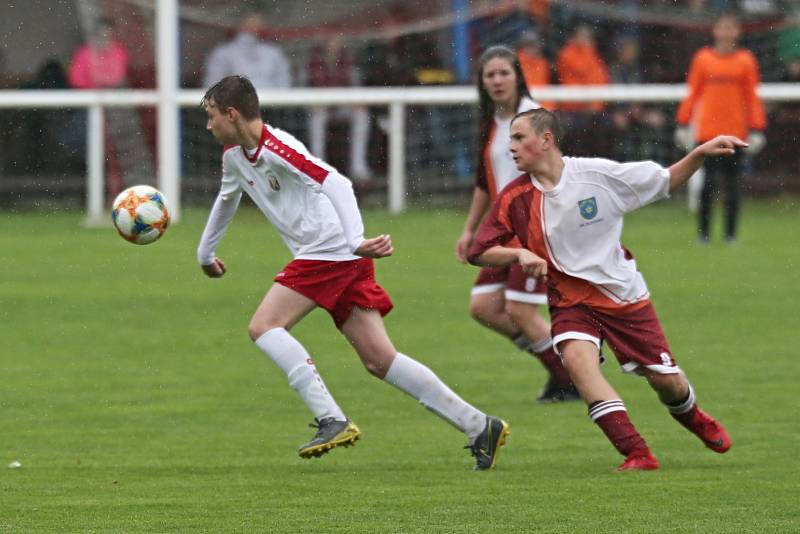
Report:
202,13,291,90
197,75,509,469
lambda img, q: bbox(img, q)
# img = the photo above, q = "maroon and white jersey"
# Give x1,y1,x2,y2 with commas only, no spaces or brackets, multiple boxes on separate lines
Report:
197,124,363,265
468,157,671,312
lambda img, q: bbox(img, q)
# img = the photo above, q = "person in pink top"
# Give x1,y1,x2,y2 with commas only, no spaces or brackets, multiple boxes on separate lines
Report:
68,19,128,89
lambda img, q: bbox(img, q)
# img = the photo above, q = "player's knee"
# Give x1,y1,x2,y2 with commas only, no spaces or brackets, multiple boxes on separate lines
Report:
560,343,598,373
362,359,388,378
504,300,536,324
645,370,687,395
248,318,282,342
469,300,496,325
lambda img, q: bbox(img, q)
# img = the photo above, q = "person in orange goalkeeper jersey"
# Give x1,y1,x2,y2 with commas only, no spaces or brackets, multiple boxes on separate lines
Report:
517,30,554,110
675,13,766,244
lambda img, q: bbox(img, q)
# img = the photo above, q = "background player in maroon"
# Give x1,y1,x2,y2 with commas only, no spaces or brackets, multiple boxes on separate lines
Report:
454,45,575,403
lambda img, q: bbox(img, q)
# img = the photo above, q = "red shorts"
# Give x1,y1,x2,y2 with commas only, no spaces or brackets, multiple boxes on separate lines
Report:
471,264,547,304
550,302,680,374
275,258,394,329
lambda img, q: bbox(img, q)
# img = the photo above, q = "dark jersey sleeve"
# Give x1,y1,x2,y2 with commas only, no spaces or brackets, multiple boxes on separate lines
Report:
475,145,489,192
466,195,516,265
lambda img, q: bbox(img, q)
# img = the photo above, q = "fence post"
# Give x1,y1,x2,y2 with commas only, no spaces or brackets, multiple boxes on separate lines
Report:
85,103,105,226
156,0,181,222
388,101,406,214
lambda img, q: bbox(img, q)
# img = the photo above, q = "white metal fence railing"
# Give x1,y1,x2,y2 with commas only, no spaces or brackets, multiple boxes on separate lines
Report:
1,83,798,222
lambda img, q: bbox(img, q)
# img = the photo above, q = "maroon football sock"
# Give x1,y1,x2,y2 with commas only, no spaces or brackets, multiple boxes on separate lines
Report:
671,404,699,428
533,346,573,388
590,401,649,456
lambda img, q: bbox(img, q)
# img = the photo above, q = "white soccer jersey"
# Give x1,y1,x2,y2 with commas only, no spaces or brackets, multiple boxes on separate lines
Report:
480,97,540,199
197,124,363,265
490,97,540,194
536,157,670,305
471,157,671,310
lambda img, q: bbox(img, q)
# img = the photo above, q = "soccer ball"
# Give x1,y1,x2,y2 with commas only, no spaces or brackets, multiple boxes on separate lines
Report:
111,185,170,245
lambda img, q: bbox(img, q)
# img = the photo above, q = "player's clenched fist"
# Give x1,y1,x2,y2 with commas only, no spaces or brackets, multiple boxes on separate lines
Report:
355,234,394,258
516,248,547,277
696,135,748,157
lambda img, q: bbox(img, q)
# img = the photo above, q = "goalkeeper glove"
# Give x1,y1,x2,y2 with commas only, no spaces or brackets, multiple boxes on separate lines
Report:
673,126,693,152
744,131,766,156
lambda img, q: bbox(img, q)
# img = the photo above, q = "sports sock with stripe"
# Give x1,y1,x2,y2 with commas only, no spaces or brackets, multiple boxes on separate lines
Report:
589,399,649,456
255,327,346,422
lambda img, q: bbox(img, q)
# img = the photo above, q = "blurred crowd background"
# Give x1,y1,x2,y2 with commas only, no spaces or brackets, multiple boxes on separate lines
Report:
0,0,798,209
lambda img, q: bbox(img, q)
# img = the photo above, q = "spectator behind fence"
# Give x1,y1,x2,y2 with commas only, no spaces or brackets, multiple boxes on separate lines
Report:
17,59,83,175
68,19,128,89
675,13,766,245
306,35,371,182
608,36,667,162
556,24,609,112
516,29,554,109
67,20,131,198
202,12,291,90
555,24,610,157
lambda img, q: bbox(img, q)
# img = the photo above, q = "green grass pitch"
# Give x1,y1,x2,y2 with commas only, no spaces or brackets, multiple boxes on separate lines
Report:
2,198,798,532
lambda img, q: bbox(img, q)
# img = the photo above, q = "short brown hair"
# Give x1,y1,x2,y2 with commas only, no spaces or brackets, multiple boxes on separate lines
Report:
511,108,563,148
201,75,261,120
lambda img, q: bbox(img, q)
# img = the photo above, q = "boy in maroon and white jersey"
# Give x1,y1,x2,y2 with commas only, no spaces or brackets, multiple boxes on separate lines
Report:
197,76,509,469
468,108,742,471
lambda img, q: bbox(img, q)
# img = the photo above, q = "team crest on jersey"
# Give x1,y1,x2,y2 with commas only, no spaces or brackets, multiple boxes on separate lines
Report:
578,197,598,220
266,172,280,191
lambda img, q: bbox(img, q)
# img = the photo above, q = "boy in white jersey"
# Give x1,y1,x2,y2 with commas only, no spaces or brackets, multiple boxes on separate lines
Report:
197,76,509,469
468,108,744,471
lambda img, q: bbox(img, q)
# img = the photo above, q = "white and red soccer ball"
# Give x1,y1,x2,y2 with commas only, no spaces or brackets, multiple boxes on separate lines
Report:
111,185,170,245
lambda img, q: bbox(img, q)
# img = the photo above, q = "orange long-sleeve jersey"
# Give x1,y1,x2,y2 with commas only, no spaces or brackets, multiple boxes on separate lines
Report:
518,51,554,110
556,42,609,111
676,47,766,141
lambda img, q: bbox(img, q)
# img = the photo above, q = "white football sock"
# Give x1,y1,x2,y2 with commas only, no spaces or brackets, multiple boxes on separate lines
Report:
528,336,553,354
384,353,486,440
255,328,346,422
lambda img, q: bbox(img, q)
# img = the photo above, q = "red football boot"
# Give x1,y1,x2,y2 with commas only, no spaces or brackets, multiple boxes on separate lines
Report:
678,408,732,453
615,450,660,472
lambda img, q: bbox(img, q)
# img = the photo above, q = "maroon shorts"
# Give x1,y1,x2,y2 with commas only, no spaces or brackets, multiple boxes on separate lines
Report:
550,302,680,374
471,264,547,304
275,258,394,329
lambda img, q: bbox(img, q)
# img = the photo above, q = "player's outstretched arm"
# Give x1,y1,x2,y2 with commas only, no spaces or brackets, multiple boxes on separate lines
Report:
471,245,547,276
201,258,227,278
355,234,393,258
668,135,748,192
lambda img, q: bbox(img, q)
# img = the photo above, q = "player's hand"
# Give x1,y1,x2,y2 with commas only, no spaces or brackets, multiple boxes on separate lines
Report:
744,131,766,156
695,135,748,158
454,230,474,263
673,126,693,152
517,249,548,277
355,234,393,258
201,258,227,278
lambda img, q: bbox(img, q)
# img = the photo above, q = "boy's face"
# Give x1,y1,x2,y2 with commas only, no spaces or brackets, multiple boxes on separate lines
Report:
510,118,548,172
205,99,238,145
